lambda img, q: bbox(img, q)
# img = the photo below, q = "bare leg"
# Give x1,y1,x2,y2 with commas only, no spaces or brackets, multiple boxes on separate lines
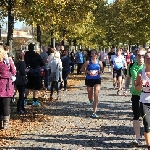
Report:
93,84,100,113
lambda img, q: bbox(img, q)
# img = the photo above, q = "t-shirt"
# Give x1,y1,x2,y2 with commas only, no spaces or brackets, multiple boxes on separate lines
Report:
127,62,144,96
124,54,131,65
130,54,136,63
100,52,108,61
40,52,48,68
111,55,125,70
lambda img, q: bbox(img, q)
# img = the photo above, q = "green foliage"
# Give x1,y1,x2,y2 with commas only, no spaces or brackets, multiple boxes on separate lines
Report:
1,0,150,48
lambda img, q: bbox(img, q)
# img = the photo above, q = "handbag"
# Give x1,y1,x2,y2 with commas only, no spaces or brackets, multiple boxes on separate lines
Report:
27,67,41,77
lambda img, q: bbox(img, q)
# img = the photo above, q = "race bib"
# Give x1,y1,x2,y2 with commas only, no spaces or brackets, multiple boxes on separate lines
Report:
127,59,130,62
90,70,99,76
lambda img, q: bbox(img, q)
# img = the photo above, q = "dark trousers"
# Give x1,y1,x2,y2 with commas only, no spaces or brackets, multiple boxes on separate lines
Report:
70,62,75,73
0,98,11,116
77,63,83,75
50,81,59,96
62,71,69,89
44,69,49,88
16,85,26,112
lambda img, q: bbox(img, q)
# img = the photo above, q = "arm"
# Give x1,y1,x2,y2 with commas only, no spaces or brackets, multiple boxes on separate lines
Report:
124,65,131,95
80,61,89,74
9,58,16,76
59,59,62,70
37,54,45,67
134,72,142,92
99,61,103,74
123,59,127,69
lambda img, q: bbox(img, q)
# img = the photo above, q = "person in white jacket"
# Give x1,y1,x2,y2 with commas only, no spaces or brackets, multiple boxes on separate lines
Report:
47,51,62,100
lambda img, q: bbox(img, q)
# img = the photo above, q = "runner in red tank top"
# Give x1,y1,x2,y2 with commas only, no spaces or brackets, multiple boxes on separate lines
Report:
124,49,131,66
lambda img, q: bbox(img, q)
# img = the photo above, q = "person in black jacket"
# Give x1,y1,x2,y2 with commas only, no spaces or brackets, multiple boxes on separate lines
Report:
24,43,45,106
15,50,27,114
61,50,71,91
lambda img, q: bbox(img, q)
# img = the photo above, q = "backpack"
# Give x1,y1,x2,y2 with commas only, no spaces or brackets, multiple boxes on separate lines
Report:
77,52,84,63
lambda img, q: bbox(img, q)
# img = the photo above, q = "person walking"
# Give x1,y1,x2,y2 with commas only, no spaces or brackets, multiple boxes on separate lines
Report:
135,51,150,150
81,49,103,118
48,51,62,100
61,50,71,91
69,50,75,74
76,49,84,75
124,48,146,146
14,50,27,115
0,46,16,129
40,46,49,89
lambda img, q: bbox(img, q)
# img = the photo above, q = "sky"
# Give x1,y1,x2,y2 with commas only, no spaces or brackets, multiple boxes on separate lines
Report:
4,0,114,29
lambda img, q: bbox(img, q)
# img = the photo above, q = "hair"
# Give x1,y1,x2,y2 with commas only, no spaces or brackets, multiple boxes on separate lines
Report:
145,51,150,58
50,48,55,53
0,46,8,62
91,49,98,55
137,47,146,56
3,45,9,52
15,50,24,63
42,46,47,51
28,43,34,51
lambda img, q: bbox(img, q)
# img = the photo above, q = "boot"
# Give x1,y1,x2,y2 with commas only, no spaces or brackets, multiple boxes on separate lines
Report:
0,115,3,129
3,116,10,129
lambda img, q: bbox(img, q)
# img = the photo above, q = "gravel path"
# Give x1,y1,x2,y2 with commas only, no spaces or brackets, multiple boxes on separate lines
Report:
0,72,147,150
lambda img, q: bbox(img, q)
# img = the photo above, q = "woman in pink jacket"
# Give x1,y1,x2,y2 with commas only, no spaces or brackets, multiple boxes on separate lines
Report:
0,46,16,129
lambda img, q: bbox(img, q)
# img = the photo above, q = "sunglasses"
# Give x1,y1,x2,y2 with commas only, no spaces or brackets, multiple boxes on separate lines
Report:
137,54,145,57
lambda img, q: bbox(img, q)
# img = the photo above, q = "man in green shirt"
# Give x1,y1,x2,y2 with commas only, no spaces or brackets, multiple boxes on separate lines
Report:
124,48,146,147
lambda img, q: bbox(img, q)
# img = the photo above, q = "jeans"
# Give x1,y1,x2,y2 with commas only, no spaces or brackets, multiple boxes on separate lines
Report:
0,98,11,116
16,84,26,112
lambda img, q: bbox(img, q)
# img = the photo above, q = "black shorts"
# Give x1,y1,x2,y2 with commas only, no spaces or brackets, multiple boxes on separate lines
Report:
85,79,101,87
26,76,42,90
113,68,123,78
102,61,106,67
131,95,140,120
140,102,150,133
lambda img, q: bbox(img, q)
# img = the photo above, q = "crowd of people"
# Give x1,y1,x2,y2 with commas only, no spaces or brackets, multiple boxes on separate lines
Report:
0,43,150,149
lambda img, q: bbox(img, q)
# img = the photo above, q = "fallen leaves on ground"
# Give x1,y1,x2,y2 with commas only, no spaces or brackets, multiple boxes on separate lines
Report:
0,73,85,146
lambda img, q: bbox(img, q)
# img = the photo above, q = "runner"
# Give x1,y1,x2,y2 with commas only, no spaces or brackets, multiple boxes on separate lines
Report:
135,51,150,150
124,49,131,76
110,48,127,95
108,48,115,74
81,49,103,118
100,50,108,74
124,48,146,147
